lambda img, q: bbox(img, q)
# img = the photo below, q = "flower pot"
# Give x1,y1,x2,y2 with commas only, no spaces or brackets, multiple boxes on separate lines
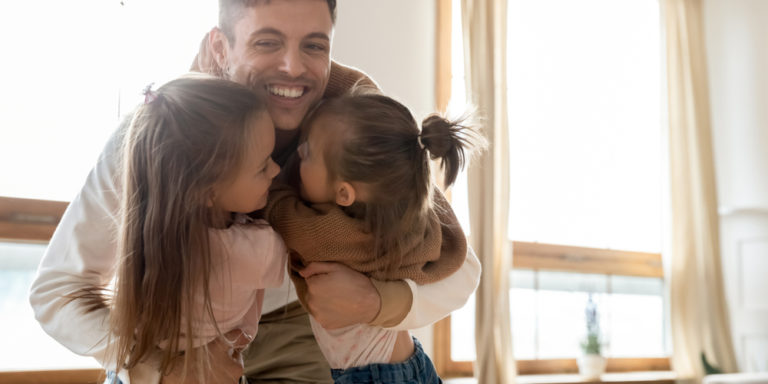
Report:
577,354,606,380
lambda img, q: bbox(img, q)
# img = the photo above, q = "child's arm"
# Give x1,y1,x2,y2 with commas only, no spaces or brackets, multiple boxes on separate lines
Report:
281,188,480,330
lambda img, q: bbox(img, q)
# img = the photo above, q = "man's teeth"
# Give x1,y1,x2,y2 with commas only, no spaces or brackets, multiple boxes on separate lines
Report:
268,86,304,99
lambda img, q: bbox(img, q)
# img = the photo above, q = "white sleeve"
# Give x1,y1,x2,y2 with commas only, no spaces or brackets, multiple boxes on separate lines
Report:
28,122,159,382
388,246,481,330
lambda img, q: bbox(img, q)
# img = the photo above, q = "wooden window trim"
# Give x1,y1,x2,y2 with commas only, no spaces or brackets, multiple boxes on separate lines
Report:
433,241,670,377
512,241,664,278
0,369,104,384
0,196,68,242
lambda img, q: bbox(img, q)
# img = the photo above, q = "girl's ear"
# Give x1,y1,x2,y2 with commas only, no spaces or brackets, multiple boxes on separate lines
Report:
207,191,216,208
335,182,357,207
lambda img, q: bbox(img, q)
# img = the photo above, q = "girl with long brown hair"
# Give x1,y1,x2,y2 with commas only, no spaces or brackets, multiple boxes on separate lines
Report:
265,89,485,384
101,74,284,383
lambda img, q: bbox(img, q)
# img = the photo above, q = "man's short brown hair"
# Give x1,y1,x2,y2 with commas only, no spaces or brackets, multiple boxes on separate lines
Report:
219,0,337,44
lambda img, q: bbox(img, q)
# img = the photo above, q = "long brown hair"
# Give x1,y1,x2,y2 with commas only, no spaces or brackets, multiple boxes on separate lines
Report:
113,74,266,377
303,90,485,272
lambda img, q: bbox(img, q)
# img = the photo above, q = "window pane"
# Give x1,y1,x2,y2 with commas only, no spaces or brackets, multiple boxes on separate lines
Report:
536,272,608,359
511,270,536,359
607,276,666,357
506,0,662,253
0,1,216,202
450,270,667,361
450,294,476,361
0,242,98,370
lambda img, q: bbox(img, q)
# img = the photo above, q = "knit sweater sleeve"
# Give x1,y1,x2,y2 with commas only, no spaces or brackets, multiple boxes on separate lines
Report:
324,60,380,98
264,185,371,266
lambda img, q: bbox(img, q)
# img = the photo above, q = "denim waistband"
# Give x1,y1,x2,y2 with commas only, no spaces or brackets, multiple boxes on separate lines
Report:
330,337,441,384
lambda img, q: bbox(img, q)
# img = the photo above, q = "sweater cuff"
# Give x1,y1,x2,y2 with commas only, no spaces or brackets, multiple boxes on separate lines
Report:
368,279,413,328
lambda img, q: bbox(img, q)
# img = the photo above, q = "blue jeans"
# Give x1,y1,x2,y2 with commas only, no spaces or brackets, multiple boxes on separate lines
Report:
104,371,121,384
105,371,249,383
330,338,442,384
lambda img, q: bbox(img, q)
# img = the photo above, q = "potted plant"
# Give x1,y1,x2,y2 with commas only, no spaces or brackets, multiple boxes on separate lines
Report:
577,293,607,379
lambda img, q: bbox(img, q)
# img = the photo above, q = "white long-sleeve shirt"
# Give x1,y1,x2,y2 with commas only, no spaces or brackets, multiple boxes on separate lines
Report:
29,124,481,382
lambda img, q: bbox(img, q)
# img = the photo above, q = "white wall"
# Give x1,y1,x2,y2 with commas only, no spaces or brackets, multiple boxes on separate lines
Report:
331,0,437,120
330,0,439,357
705,0,768,373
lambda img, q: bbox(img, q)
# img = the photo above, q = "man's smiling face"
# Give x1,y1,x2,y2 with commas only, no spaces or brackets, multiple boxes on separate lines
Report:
218,0,333,131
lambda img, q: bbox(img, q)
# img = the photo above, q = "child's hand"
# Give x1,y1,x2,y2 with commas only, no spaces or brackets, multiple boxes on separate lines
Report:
299,261,382,329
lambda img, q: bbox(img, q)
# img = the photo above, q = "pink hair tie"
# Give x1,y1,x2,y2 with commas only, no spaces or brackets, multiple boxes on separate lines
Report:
143,83,158,104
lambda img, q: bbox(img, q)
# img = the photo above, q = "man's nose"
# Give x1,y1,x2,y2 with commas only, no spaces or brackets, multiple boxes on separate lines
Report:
278,47,307,78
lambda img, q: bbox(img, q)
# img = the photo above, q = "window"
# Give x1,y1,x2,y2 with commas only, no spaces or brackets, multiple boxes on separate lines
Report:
0,0,216,375
0,0,216,201
436,0,669,377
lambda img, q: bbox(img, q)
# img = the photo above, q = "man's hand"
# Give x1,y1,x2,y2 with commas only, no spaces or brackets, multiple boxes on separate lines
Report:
299,262,382,329
160,329,247,384
189,30,222,75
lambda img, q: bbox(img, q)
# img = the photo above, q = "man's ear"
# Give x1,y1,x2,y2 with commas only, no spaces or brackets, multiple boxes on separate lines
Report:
335,182,357,207
208,27,229,74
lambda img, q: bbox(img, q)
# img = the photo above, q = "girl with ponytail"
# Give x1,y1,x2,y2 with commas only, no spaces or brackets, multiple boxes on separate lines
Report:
265,88,485,384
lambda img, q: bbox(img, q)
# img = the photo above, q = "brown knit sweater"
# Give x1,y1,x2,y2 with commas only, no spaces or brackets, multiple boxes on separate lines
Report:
323,61,380,99
265,185,467,308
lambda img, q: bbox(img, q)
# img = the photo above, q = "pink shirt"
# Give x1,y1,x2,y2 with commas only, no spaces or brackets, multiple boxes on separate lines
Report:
174,221,288,349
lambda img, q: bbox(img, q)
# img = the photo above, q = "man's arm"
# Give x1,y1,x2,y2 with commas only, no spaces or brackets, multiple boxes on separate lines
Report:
28,121,165,382
28,124,125,367
302,247,480,330
385,247,481,330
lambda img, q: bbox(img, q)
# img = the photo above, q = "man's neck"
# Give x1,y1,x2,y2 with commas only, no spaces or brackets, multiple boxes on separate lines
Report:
273,127,301,164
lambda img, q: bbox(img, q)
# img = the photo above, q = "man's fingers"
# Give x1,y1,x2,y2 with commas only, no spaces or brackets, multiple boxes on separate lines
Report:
299,261,343,278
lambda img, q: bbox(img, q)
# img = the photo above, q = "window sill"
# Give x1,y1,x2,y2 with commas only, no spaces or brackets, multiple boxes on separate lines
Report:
0,369,104,384
445,371,679,384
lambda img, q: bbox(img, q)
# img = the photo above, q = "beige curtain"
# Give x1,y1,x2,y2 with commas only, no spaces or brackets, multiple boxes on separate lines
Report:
461,0,515,383
664,0,738,381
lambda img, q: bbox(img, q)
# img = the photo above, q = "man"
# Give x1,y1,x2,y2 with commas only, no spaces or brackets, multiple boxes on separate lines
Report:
30,0,481,382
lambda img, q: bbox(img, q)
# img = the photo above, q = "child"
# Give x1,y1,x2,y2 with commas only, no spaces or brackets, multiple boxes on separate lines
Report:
265,90,484,384
82,74,285,383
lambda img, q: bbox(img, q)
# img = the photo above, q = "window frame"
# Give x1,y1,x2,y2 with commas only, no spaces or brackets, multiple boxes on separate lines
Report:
0,369,104,384
0,196,67,243
0,196,105,381
432,241,671,377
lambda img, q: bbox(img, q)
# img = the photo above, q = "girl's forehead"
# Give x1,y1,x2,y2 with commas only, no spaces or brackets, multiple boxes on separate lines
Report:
310,113,351,139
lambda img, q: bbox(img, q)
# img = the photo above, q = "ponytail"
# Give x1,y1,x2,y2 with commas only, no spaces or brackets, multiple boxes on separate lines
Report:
419,113,487,188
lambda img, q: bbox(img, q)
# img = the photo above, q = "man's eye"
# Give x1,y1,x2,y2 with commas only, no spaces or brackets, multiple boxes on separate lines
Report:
254,40,279,48
305,43,327,52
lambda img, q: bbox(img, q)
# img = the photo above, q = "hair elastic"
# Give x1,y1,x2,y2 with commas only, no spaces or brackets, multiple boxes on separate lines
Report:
143,83,158,104
417,135,426,150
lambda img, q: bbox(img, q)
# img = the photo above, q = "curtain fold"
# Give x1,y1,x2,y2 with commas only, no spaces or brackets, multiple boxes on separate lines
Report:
461,0,515,382
664,0,738,381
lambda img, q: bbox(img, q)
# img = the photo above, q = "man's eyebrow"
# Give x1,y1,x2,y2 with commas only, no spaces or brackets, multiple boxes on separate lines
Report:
250,27,285,38
305,32,330,41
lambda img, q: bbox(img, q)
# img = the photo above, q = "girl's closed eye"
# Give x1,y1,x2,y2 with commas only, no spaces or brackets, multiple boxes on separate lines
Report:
257,162,269,175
